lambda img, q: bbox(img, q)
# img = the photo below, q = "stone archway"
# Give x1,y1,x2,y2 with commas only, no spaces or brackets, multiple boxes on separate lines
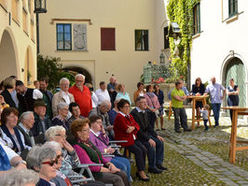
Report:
222,57,246,107
0,29,18,80
62,66,92,84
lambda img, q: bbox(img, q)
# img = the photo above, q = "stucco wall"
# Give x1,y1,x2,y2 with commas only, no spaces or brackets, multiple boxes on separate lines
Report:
0,0,37,85
39,0,168,101
191,0,248,84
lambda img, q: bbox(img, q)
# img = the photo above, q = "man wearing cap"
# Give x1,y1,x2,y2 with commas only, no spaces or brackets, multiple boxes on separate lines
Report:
31,99,52,144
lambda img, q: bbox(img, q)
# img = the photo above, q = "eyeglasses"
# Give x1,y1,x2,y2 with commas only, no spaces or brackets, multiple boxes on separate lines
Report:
55,134,67,139
56,154,63,160
76,80,84,82
42,159,58,167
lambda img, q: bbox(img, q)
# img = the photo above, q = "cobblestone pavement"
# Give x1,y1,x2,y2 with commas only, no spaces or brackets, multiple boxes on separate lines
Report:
158,112,248,186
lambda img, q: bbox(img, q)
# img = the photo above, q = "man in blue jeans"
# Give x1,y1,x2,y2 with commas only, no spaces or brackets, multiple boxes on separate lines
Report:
205,77,226,127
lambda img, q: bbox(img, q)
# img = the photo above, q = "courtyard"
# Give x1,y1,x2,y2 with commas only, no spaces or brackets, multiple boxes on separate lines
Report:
132,112,248,186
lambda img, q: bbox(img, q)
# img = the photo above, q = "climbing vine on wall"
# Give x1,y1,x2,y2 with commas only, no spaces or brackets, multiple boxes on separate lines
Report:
167,0,200,81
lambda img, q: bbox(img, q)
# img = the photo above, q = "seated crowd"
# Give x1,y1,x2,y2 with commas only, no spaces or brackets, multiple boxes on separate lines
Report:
0,74,169,186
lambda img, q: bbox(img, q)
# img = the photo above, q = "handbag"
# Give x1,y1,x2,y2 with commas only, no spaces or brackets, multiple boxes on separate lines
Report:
147,93,160,118
154,109,160,118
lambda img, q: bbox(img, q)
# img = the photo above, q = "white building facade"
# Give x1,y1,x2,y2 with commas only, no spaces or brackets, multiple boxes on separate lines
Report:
191,0,247,107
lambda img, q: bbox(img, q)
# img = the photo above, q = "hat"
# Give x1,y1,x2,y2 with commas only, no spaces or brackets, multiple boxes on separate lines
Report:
34,99,46,107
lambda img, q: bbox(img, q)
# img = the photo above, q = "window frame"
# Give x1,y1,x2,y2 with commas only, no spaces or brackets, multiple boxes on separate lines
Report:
135,29,149,51
193,3,201,35
56,23,72,51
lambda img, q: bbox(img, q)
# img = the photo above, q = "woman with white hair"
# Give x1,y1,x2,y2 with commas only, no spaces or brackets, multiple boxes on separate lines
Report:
45,126,80,177
1,169,39,186
51,102,70,131
43,141,72,186
26,145,58,185
52,77,74,116
45,127,105,186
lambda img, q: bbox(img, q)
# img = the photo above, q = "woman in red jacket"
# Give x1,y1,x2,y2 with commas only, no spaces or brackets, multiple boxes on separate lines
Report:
114,99,149,181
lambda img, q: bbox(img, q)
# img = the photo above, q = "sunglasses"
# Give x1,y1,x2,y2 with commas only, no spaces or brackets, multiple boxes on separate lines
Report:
42,159,58,167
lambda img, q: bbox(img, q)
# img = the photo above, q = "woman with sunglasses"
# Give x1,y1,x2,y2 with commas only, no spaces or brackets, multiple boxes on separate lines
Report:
26,145,58,186
70,118,130,186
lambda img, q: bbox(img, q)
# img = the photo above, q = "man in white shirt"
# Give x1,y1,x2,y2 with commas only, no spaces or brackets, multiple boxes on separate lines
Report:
95,81,110,105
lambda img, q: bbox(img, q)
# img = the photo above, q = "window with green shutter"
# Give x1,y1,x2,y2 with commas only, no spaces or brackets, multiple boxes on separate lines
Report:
193,3,201,35
229,0,238,17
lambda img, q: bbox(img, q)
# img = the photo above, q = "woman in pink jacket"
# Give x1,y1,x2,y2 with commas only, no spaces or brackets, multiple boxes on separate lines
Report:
144,85,160,130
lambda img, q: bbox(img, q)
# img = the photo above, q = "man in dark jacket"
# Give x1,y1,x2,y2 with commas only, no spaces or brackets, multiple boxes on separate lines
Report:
131,96,166,174
31,99,52,144
17,111,35,148
16,80,43,114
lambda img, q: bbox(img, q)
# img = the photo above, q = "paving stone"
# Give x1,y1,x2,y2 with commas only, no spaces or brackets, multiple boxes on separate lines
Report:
164,123,248,186
237,181,248,185
229,175,245,181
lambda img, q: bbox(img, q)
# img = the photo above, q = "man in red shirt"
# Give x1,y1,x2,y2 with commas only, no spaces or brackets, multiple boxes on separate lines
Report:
69,74,92,117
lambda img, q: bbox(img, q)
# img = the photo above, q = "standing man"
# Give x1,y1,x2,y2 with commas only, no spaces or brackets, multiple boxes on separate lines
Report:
69,74,92,117
205,77,226,127
171,80,191,133
39,78,53,119
16,80,43,113
95,81,111,105
52,78,74,117
107,76,117,107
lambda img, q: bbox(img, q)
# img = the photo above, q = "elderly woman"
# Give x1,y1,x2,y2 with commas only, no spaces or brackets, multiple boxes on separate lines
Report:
89,115,131,181
45,126,80,177
1,169,39,186
114,99,149,181
43,141,72,186
52,77,74,116
70,118,130,186
26,145,58,185
0,107,31,156
52,102,70,131
144,85,160,130
115,84,131,105
45,127,105,186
